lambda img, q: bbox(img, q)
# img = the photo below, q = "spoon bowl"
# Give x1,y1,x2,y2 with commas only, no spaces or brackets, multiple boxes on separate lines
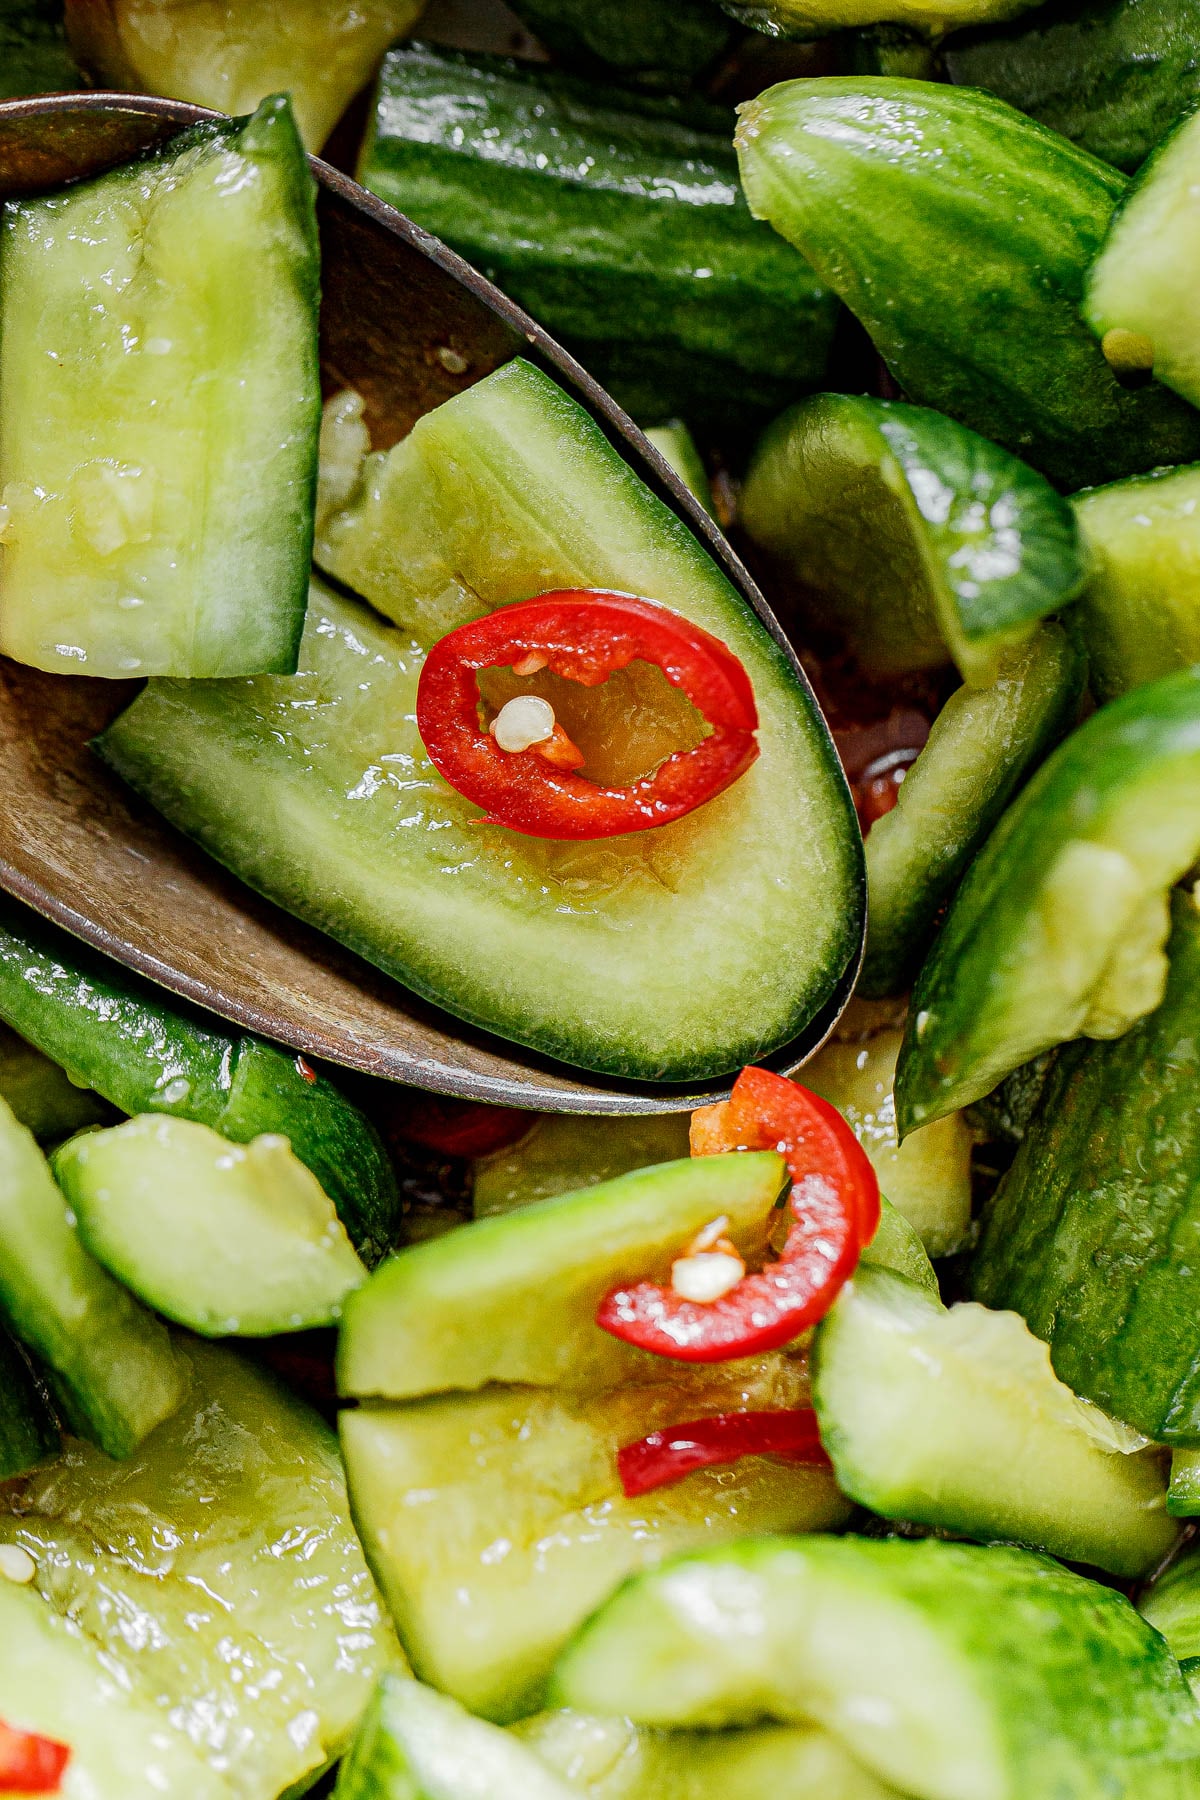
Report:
0,90,861,1112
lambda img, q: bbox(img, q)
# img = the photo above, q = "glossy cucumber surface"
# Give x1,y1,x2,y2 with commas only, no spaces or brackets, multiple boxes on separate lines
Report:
0,896,398,1263
943,0,1200,173
896,669,1200,1131
0,96,319,677
723,0,1042,41
862,623,1084,996
358,45,837,432
971,893,1200,1442
505,0,734,88
109,361,863,1084
735,78,1200,489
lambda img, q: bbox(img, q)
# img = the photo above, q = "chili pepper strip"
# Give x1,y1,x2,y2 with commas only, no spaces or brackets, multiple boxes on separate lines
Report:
0,1721,70,1794
618,1406,831,1498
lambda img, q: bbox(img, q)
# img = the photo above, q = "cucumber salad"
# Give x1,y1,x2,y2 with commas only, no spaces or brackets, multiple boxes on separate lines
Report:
7,0,1200,1795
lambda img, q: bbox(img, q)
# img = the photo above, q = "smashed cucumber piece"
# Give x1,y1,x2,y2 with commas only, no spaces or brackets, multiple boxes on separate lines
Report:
812,1264,1175,1574
0,1325,57,1479
550,1534,1200,1800
0,1017,107,1141
1170,1449,1200,1517
739,395,1086,687
473,1113,690,1219
723,0,1044,37
896,667,1200,1131
1141,1549,1200,1687
53,1114,366,1336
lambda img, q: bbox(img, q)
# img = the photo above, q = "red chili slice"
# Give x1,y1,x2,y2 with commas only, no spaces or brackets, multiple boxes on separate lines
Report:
415,591,759,839
597,1067,880,1362
0,1721,69,1794
617,1406,831,1498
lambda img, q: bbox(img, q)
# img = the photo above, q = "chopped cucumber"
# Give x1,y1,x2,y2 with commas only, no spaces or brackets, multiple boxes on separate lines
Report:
0,895,399,1264
861,624,1085,997
340,1357,847,1720
504,0,734,88
813,1265,1175,1574
1141,1549,1200,1666
0,0,82,98
740,396,1086,687
0,1581,233,1800
896,668,1200,1131
516,1708,902,1799
0,1018,107,1141
971,892,1200,1443
1,1336,404,1799
338,1151,785,1401
1170,1450,1200,1517
67,0,425,150
0,1326,57,1479
473,1113,690,1218
334,1676,576,1800
724,0,1041,35
1073,463,1200,702
0,96,319,678
860,1197,939,1293
53,1114,366,1336
105,368,862,1084
551,1534,1200,1800
643,422,715,518
1086,108,1200,412
734,79,1200,489
803,1007,973,1256
0,1092,183,1459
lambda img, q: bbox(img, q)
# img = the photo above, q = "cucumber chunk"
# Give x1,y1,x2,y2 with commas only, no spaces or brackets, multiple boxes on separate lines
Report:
0,1581,233,1800
896,668,1200,1131
725,0,1041,35
1074,463,1200,702
1086,108,1200,412
0,1093,183,1459
0,1335,404,1799
339,1151,785,1400
357,47,836,434
340,1357,847,1720
643,422,714,518
1170,1449,1200,1517
473,1113,691,1218
0,895,399,1263
971,892,1200,1443
65,0,425,150
550,1534,1200,1800
0,95,319,677
740,396,1086,686
504,0,734,89
53,1114,366,1336
813,1265,1175,1574
335,1676,576,1800
0,0,83,98
111,360,863,1086
734,79,1200,490
1141,1549,1200,1666
942,0,1200,174
802,1004,974,1256
0,1326,57,1479
0,1018,107,1141
516,1708,902,1799
860,624,1085,996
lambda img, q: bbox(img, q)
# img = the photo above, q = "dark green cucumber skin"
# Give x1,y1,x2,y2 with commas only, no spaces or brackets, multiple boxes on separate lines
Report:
943,0,1200,174
0,1328,57,1479
0,897,399,1265
359,44,837,436
506,0,735,89
0,1,82,98
735,78,1200,489
972,893,1200,1443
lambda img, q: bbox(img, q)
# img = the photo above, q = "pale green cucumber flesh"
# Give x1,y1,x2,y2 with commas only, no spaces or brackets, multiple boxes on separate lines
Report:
338,1150,786,1400
340,1360,847,1721
813,1265,1175,1574
860,1198,939,1294
334,1677,576,1800
0,894,399,1264
550,1534,1200,1800
861,623,1084,997
734,79,1200,489
0,1325,57,1478
896,668,1200,1132
53,1114,366,1336
1086,108,1200,411
472,1112,691,1218
1170,1449,1200,1517
0,95,319,677
1142,1548,1200,1664
643,421,714,517
970,893,1200,1443
1074,462,1200,703
0,1336,402,1800
0,1092,183,1458
740,395,1085,685
725,0,1040,36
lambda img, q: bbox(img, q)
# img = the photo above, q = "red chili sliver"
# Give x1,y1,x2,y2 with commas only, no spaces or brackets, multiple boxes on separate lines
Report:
618,1407,831,1498
597,1067,879,1362
0,1721,69,1794
415,591,759,839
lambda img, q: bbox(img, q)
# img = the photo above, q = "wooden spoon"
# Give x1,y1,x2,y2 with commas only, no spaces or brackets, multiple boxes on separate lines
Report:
0,91,861,1113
